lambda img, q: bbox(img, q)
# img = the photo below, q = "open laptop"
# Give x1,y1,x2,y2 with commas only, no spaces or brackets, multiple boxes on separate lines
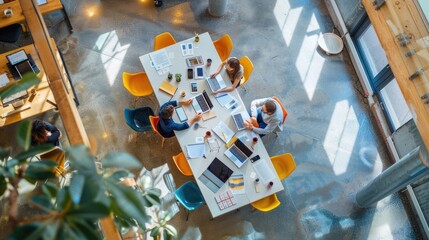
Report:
198,157,233,193
192,90,214,114
224,138,253,168
6,50,37,80
207,75,226,93
232,111,248,131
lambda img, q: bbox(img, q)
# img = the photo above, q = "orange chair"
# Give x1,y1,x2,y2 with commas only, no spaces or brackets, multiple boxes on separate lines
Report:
153,32,177,51
239,56,254,89
271,153,296,181
149,116,165,148
123,72,154,105
251,194,281,212
213,34,233,62
272,96,288,124
172,152,193,176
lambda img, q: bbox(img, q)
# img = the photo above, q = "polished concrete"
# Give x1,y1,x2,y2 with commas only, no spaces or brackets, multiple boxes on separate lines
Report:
0,0,421,239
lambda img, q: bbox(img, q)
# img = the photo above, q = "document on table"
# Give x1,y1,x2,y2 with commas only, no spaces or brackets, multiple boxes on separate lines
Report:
186,143,206,159
215,93,235,107
212,121,235,143
0,73,9,88
228,174,245,194
149,49,172,70
253,160,276,184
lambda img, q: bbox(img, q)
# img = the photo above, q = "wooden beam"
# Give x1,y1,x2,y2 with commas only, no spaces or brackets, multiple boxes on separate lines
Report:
362,0,429,167
19,0,121,239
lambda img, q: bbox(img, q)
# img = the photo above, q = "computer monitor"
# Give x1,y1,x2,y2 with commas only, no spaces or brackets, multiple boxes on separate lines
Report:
1,90,28,107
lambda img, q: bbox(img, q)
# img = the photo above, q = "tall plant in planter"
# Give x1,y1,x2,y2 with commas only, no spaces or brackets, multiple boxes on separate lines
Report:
0,119,176,239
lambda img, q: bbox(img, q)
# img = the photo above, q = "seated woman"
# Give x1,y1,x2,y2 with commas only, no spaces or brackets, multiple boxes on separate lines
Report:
31,120,62,147
158,99,202,138
210,57,243,94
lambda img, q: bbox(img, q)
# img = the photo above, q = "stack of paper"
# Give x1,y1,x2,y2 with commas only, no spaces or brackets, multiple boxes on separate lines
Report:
186,143,206,159
149,49,172,70
212,121,235,143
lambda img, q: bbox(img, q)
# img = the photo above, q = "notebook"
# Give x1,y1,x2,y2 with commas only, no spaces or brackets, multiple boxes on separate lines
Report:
198,157,233,193
212,121,235,143
159,81,177,96
192,90,213,114
224,138,253,168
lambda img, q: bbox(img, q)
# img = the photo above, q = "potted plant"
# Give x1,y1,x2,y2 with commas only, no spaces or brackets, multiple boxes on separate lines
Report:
175,73,182,82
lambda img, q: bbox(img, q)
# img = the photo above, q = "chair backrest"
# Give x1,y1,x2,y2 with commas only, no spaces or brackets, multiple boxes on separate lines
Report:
172,152,193,176
239,56,254,85
213,34,233,62
149,115,163,136
272,96,288,124
251,193,281,212
124,107,154,132
271,153,296,180
175,181,205,209
39,146,66,177
122,72,153,97
154,32,177,51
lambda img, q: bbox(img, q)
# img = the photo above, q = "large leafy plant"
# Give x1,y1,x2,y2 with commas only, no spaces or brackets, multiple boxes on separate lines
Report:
0,120,176,239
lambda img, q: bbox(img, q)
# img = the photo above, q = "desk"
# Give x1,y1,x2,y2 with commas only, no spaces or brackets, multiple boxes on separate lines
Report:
139,33,284,218
0,0,72,32
0,39,69,126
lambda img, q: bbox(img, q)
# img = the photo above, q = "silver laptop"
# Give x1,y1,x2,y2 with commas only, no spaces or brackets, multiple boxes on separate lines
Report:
192,90,213,113
207,75,227,92
198,157,233,193
232,111,247,131
224,138,253,168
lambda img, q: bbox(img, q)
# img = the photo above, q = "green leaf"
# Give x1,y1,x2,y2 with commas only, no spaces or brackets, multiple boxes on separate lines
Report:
0,147,11,162
69,174,85,204
31,195,53,212
5,159,19,168
42,222,59,240
108,170,131,182
70,219,101,240
65,145,96,174
14,144,56,163
25,160,57,180
145,188,161,197
150,226,160,237
7,222,46,240
57,187,72,211
67,202,110,219
16,120,31,150
102,152,142,169
0,175,6,196
42,182,58,199
144,193,161,207
0,72,40,100
164,224,177,237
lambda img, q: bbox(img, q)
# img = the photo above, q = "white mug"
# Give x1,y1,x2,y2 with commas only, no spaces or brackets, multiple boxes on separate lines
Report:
4,9,13,18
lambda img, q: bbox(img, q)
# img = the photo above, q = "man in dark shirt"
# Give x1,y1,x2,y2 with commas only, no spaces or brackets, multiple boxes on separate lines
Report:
31,120,62,146
158,99,202,138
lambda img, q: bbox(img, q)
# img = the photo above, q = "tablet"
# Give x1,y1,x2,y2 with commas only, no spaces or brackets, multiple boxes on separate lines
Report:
195,67,204,79
175,106,188,122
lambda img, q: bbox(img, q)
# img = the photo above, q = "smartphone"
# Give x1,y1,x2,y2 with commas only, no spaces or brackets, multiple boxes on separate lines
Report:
175,106,188,122
250,155,260,163
195,67,204,79
187,68,193,79
191,82,198,93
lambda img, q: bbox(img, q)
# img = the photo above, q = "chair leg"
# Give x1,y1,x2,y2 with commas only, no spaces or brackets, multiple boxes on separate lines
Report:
241,85,247,91
161,137,165,148
185,209,190,221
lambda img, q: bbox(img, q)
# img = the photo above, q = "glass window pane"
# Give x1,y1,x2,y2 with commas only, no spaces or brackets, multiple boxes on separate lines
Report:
357,25,388,77
380,79,412,130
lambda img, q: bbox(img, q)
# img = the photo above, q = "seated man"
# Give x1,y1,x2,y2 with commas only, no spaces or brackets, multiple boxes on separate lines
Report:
31,120,62,147
158,99,202,138
244,97,283,136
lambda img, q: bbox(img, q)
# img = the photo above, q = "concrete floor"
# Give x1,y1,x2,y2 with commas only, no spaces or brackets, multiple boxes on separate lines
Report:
0,0,422,239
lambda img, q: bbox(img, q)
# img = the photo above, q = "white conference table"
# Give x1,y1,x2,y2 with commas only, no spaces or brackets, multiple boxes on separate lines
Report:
139,32,283,218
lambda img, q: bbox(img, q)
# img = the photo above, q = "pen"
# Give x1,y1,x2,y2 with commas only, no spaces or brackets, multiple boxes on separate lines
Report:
222,132,227,141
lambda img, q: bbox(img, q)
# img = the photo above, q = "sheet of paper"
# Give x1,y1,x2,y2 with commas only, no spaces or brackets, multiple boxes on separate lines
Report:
149,49,172,70
0,73,10,88
215,93,234,107
212,121,235,143
253,160,276,184
186,143,206,159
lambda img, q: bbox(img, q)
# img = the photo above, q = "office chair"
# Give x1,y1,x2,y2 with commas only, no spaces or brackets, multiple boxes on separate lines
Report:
251,194,281,212
149,115,165,148
271,153,296,181
123,107,154,132
239,56,254,91
153,32,177,51
213,34,233,62
122,72,154,105
174,181,205,221
172,152,193,176
272,96,288,137
0,24,22,43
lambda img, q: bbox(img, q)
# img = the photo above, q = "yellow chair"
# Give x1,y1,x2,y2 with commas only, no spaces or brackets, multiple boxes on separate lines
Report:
239,56,254,90
149,116,165,148
123,72,154,97
172,152,193,176
38,146,67,179
213,34,233,62
271,153,296,181
251,194,281,212
272,96,288,124
154,32,177,51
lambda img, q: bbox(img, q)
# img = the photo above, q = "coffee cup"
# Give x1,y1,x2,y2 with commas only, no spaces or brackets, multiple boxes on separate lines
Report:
181,90,186,97
4,9,13,18
206,58,212,67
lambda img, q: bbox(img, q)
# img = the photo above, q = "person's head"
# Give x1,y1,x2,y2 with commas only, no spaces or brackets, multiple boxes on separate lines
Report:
262,100,276,115
31,120,48,144
160,105,175,119
226,57,240,76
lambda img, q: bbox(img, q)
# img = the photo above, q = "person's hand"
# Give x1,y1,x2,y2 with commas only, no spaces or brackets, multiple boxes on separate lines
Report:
244,120,253,130
250,116,256,122
210,72,217,78
45,129,52,137
211,90,218,95
180,98,192,106
189,112,202,125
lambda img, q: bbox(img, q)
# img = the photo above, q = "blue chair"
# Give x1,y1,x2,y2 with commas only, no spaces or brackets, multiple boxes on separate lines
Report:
174,181,205,221
123,107,154,132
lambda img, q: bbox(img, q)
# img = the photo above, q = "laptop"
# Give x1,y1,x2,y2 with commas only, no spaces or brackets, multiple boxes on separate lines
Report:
232,111,247,131
198,157,233,193
192,90,214,114
224,138,253,168
207,75,227,93
6,50,38,80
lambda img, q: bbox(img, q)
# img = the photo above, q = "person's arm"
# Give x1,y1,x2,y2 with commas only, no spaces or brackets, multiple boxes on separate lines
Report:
44,122,61,141
210,60,226,78
179,98,192,106
212,76,241,94
159,101,178,114
250,98,270,117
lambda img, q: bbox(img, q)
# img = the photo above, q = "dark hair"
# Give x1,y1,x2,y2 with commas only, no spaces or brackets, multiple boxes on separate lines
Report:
227,57,241,80
160,105,175,119
265,100,276,114
31,120,48,145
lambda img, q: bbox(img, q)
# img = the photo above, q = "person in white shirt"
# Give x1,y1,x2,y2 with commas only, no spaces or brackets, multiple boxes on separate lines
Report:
244,97,283,136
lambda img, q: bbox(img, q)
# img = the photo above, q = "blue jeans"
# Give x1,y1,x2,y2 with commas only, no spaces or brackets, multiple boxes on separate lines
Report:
248,108,267,136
